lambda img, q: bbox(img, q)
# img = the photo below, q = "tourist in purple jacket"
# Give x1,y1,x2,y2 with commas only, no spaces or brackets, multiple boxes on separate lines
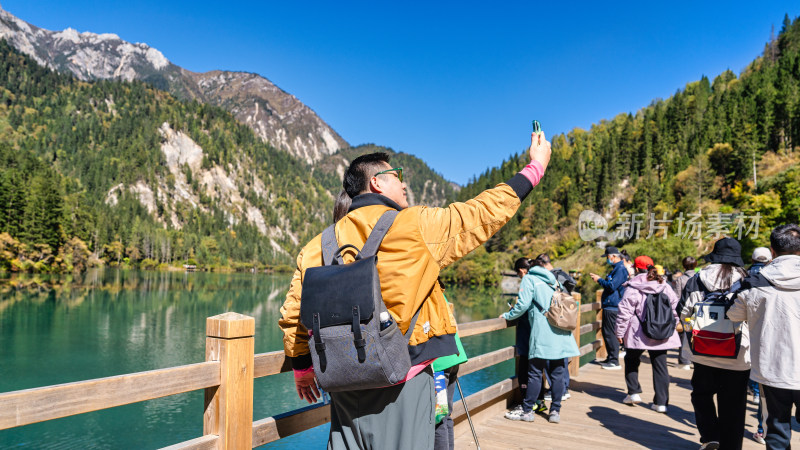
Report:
615,261,680,413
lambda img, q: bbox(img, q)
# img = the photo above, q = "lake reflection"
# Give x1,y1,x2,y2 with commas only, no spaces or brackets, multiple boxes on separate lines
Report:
0,269,512,449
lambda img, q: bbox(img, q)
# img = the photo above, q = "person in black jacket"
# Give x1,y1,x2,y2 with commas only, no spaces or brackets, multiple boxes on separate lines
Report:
590,246,629,370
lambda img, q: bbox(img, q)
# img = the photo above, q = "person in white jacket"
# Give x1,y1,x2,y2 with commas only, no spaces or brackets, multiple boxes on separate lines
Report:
680,237,751,450
728,224,800,450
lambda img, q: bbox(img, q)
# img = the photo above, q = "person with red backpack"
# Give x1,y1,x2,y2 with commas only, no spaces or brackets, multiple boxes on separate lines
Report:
680,237,751,450
615,256,680,413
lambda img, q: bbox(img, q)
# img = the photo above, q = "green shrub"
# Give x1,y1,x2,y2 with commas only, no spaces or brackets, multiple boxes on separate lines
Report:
140,258,159,270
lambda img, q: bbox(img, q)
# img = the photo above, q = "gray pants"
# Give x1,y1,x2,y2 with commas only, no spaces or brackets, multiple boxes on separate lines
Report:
601,308,620,365
678,330,692,365
328,367,435,450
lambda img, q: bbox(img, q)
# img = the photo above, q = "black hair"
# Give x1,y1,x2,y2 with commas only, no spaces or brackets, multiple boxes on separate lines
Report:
343,152,391,199
535,253,551,266
514,257,533,271
332,190,352,223
770,223,800,256
682,256,697,271
620,249,632,262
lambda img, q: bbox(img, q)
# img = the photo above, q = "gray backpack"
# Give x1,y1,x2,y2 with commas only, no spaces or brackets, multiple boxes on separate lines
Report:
300,211,423,392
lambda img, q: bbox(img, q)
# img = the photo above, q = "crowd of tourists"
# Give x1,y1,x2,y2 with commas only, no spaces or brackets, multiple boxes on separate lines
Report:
502,227,800,450
277,128,798,450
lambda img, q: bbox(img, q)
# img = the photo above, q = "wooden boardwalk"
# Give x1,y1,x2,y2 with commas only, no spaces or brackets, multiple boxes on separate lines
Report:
455,351,800,449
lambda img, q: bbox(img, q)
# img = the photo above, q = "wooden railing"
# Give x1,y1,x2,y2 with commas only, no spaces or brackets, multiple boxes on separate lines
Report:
0,294,605,449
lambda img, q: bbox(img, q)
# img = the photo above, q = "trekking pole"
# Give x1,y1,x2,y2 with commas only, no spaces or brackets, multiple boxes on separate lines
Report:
454,376,481,450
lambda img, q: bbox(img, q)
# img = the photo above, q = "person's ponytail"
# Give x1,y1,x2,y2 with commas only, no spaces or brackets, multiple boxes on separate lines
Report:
646,265,665,284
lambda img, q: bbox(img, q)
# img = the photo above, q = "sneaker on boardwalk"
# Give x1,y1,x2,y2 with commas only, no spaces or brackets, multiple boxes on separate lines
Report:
545,391,571,401
623,394,641,405
650,404,667,413
504,405,523,420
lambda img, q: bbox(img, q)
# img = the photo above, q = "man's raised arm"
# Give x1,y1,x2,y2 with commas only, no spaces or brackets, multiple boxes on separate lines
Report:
419,131,552,267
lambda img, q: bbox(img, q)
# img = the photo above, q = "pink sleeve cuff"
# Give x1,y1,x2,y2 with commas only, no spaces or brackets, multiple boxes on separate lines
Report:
293,366,314,378
519,160,545,188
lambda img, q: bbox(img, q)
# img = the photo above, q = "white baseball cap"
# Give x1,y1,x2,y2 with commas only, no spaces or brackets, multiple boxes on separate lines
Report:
751,247,772,263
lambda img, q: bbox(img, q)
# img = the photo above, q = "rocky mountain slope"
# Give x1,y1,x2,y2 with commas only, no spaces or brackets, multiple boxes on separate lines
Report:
0,5,348,162
0,5,465,271
0,39,335,265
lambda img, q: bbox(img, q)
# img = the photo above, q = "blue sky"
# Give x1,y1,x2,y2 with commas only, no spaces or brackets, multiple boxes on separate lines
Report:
3,1,799,185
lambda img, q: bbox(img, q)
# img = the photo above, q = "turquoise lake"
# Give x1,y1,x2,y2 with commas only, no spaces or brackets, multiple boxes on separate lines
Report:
0,269,515,449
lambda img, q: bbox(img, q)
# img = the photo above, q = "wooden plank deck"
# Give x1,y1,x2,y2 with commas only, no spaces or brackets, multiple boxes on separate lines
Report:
455,351,800,449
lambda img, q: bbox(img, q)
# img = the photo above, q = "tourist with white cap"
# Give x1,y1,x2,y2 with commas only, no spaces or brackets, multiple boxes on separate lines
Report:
749,247,772,276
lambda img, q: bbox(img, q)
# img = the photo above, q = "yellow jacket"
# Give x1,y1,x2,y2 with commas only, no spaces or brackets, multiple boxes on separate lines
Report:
279,177,530,370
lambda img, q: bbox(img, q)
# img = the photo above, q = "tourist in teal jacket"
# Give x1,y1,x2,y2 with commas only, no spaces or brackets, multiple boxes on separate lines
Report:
504,266,579,360
502,265,579,424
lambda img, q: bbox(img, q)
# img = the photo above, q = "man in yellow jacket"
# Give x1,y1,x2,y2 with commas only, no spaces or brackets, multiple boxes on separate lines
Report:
279,131,551,449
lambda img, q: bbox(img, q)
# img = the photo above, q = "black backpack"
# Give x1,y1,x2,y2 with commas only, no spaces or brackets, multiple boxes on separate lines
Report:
299,210,424,392
552,268,577,293
641,290,675,340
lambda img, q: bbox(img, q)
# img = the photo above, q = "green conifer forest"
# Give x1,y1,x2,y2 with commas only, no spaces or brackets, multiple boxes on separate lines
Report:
442,15,800,287
2,14,800,280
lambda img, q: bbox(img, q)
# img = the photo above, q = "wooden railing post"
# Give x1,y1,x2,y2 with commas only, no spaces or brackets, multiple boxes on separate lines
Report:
595,290,607,361
569,292,581,377
204,312,255,450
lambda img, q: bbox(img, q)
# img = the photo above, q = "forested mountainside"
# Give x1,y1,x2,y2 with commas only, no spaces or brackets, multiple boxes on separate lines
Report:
442,14,800,289
0,39,333,271
0,5,348,162
0,40,456,273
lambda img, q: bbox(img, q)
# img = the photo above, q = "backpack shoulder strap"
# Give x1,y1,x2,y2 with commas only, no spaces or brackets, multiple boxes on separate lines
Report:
635,289,654,321
360,210,398,258
404,304,424,342
530,277,556,312
741,272,773,290
552,280,568,294
321,224,339,266
682,273,704,298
